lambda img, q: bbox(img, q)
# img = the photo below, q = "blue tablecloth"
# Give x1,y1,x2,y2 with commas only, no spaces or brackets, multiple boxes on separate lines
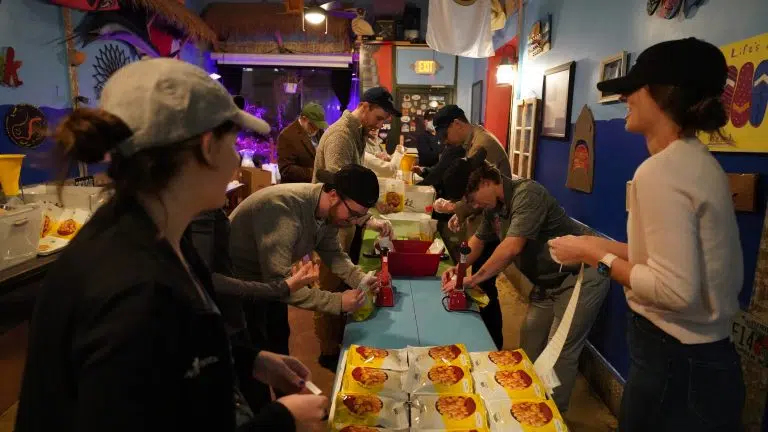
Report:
341,278,496,352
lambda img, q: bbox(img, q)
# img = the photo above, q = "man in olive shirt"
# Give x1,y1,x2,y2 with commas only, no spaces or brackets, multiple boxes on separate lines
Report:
440,153,609,412
429,105,511,229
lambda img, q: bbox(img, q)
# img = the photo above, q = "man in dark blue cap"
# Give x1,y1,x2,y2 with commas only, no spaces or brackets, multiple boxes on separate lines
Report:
311,86,400,369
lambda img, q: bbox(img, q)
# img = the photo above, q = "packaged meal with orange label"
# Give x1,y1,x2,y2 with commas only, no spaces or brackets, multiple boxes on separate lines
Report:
406,364,474,395
410,394,488,430
333,425,408,432
472,368,546,401
333,393,409,430
347,345,408,371
341,366,407,399
469,350,533,373
408,344,471,369
50,208,90,240
486,398,568,432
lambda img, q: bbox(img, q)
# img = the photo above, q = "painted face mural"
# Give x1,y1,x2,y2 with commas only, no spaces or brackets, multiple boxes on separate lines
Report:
51,0,186,58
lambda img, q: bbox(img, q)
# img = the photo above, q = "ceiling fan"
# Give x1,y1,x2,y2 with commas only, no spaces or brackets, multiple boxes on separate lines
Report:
287,1,356,33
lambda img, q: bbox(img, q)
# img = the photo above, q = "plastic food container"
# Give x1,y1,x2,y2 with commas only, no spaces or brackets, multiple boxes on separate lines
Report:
389,239,441,277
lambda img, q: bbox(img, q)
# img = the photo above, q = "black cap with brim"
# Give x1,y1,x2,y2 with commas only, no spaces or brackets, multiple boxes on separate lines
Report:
361,87,402,118
596,73,644,96
316,165,379,208
441,149,488,201
596,38,727,99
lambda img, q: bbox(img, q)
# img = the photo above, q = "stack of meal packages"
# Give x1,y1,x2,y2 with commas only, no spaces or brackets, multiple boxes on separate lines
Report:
331,344,568,431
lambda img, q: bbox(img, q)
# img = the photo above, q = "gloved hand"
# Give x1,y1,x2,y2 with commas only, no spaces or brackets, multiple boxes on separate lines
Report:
433,198,456,214
358,270,380,295
366,217,394,238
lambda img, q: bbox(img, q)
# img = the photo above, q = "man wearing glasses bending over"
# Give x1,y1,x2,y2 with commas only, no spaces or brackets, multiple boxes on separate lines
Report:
229,166,382,384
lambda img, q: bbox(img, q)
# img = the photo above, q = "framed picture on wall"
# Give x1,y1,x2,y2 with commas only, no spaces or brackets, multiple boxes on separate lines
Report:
471,80,484,124
598,51,628,104
541,61,576,140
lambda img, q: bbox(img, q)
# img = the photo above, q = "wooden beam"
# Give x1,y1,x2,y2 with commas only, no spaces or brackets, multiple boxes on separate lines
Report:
61,7,87,177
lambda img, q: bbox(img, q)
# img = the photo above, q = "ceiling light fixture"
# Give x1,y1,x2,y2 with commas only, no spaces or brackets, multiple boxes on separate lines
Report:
209,72,221,80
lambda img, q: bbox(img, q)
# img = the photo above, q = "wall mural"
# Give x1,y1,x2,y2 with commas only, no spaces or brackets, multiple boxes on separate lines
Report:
53,0,187,59
93,44,133,99
701,32,768,153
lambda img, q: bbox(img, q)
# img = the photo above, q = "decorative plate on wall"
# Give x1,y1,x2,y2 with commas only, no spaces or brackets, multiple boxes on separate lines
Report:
4,104,48,149
93,43,133,99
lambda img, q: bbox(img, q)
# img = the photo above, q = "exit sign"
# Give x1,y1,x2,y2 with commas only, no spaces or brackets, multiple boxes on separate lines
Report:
412,60,440,75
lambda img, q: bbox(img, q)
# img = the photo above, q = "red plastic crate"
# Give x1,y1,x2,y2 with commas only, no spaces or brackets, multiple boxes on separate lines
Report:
388,240,441,277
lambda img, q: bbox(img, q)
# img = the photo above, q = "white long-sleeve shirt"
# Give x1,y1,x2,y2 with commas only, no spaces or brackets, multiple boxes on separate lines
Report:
626,137,742,344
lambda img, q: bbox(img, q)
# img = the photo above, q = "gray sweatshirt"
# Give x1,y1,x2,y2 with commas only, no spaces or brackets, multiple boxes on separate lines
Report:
228,183,367,315
312,110,366,182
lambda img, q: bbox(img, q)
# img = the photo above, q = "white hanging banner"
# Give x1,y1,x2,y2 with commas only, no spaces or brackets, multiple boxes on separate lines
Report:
426,0,495,58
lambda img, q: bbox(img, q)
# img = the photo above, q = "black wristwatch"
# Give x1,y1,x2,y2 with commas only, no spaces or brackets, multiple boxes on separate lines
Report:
597,253,617,277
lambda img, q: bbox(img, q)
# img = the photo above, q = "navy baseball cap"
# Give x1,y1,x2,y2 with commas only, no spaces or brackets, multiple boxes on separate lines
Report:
597,38,727,99
361,87,402,118
433,105,467,141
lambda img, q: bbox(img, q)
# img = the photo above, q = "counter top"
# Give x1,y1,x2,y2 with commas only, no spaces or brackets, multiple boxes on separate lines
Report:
0,254,58,288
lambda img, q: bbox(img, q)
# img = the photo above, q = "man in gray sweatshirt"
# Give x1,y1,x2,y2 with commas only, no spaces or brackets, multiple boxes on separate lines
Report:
229,165,381,371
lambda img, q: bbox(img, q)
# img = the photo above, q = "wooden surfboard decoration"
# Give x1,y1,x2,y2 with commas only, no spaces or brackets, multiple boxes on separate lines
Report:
566,105,595,193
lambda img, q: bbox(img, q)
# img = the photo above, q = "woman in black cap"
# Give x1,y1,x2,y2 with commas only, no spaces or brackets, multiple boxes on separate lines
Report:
549,38,744,431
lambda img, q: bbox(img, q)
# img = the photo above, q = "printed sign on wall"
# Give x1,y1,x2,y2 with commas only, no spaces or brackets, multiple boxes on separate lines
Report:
702,32,768,153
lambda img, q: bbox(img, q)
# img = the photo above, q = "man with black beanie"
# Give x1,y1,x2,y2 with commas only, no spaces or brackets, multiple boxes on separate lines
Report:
228,164,381,382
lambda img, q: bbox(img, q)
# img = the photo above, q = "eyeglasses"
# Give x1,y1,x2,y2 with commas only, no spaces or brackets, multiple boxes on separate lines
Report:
338,193,371,224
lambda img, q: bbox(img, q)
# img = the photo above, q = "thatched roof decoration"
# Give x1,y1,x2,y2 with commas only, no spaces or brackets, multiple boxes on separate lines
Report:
131,0,217,46
202,2,350,43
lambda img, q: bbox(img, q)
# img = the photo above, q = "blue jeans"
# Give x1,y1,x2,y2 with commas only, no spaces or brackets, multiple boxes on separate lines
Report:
619,312,745,432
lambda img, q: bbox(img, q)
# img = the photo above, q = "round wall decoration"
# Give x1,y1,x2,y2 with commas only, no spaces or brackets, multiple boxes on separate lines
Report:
4,104,48,149
93,43,133,99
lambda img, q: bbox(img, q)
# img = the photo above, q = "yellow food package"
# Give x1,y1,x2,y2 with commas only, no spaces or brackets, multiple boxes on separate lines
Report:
410,394,488,430
408,344,472,369
472,368,547,401
377,178,405,213
406,364,474,395
342,366,407,399
333,393,409,430
347,345,409,371
486,398,568,431
351,290,376,322
467,287,490,308
334,424,408,432
469,350,534,373
50,208,89,240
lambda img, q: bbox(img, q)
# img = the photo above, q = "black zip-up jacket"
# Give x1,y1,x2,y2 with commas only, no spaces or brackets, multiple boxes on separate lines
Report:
14,195,295,432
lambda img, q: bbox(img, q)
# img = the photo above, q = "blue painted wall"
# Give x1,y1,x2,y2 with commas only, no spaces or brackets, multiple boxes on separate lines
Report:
495,0,768,379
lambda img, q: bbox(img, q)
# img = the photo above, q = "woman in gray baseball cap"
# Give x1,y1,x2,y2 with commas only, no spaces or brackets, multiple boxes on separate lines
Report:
549,38,744,431
15,59,326,432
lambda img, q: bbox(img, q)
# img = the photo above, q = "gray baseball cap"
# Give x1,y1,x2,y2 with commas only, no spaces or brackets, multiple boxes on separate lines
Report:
99,58,270,157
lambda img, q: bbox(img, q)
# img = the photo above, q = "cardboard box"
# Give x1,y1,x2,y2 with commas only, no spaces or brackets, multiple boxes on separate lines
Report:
240,167,273,196
404,185,436,213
